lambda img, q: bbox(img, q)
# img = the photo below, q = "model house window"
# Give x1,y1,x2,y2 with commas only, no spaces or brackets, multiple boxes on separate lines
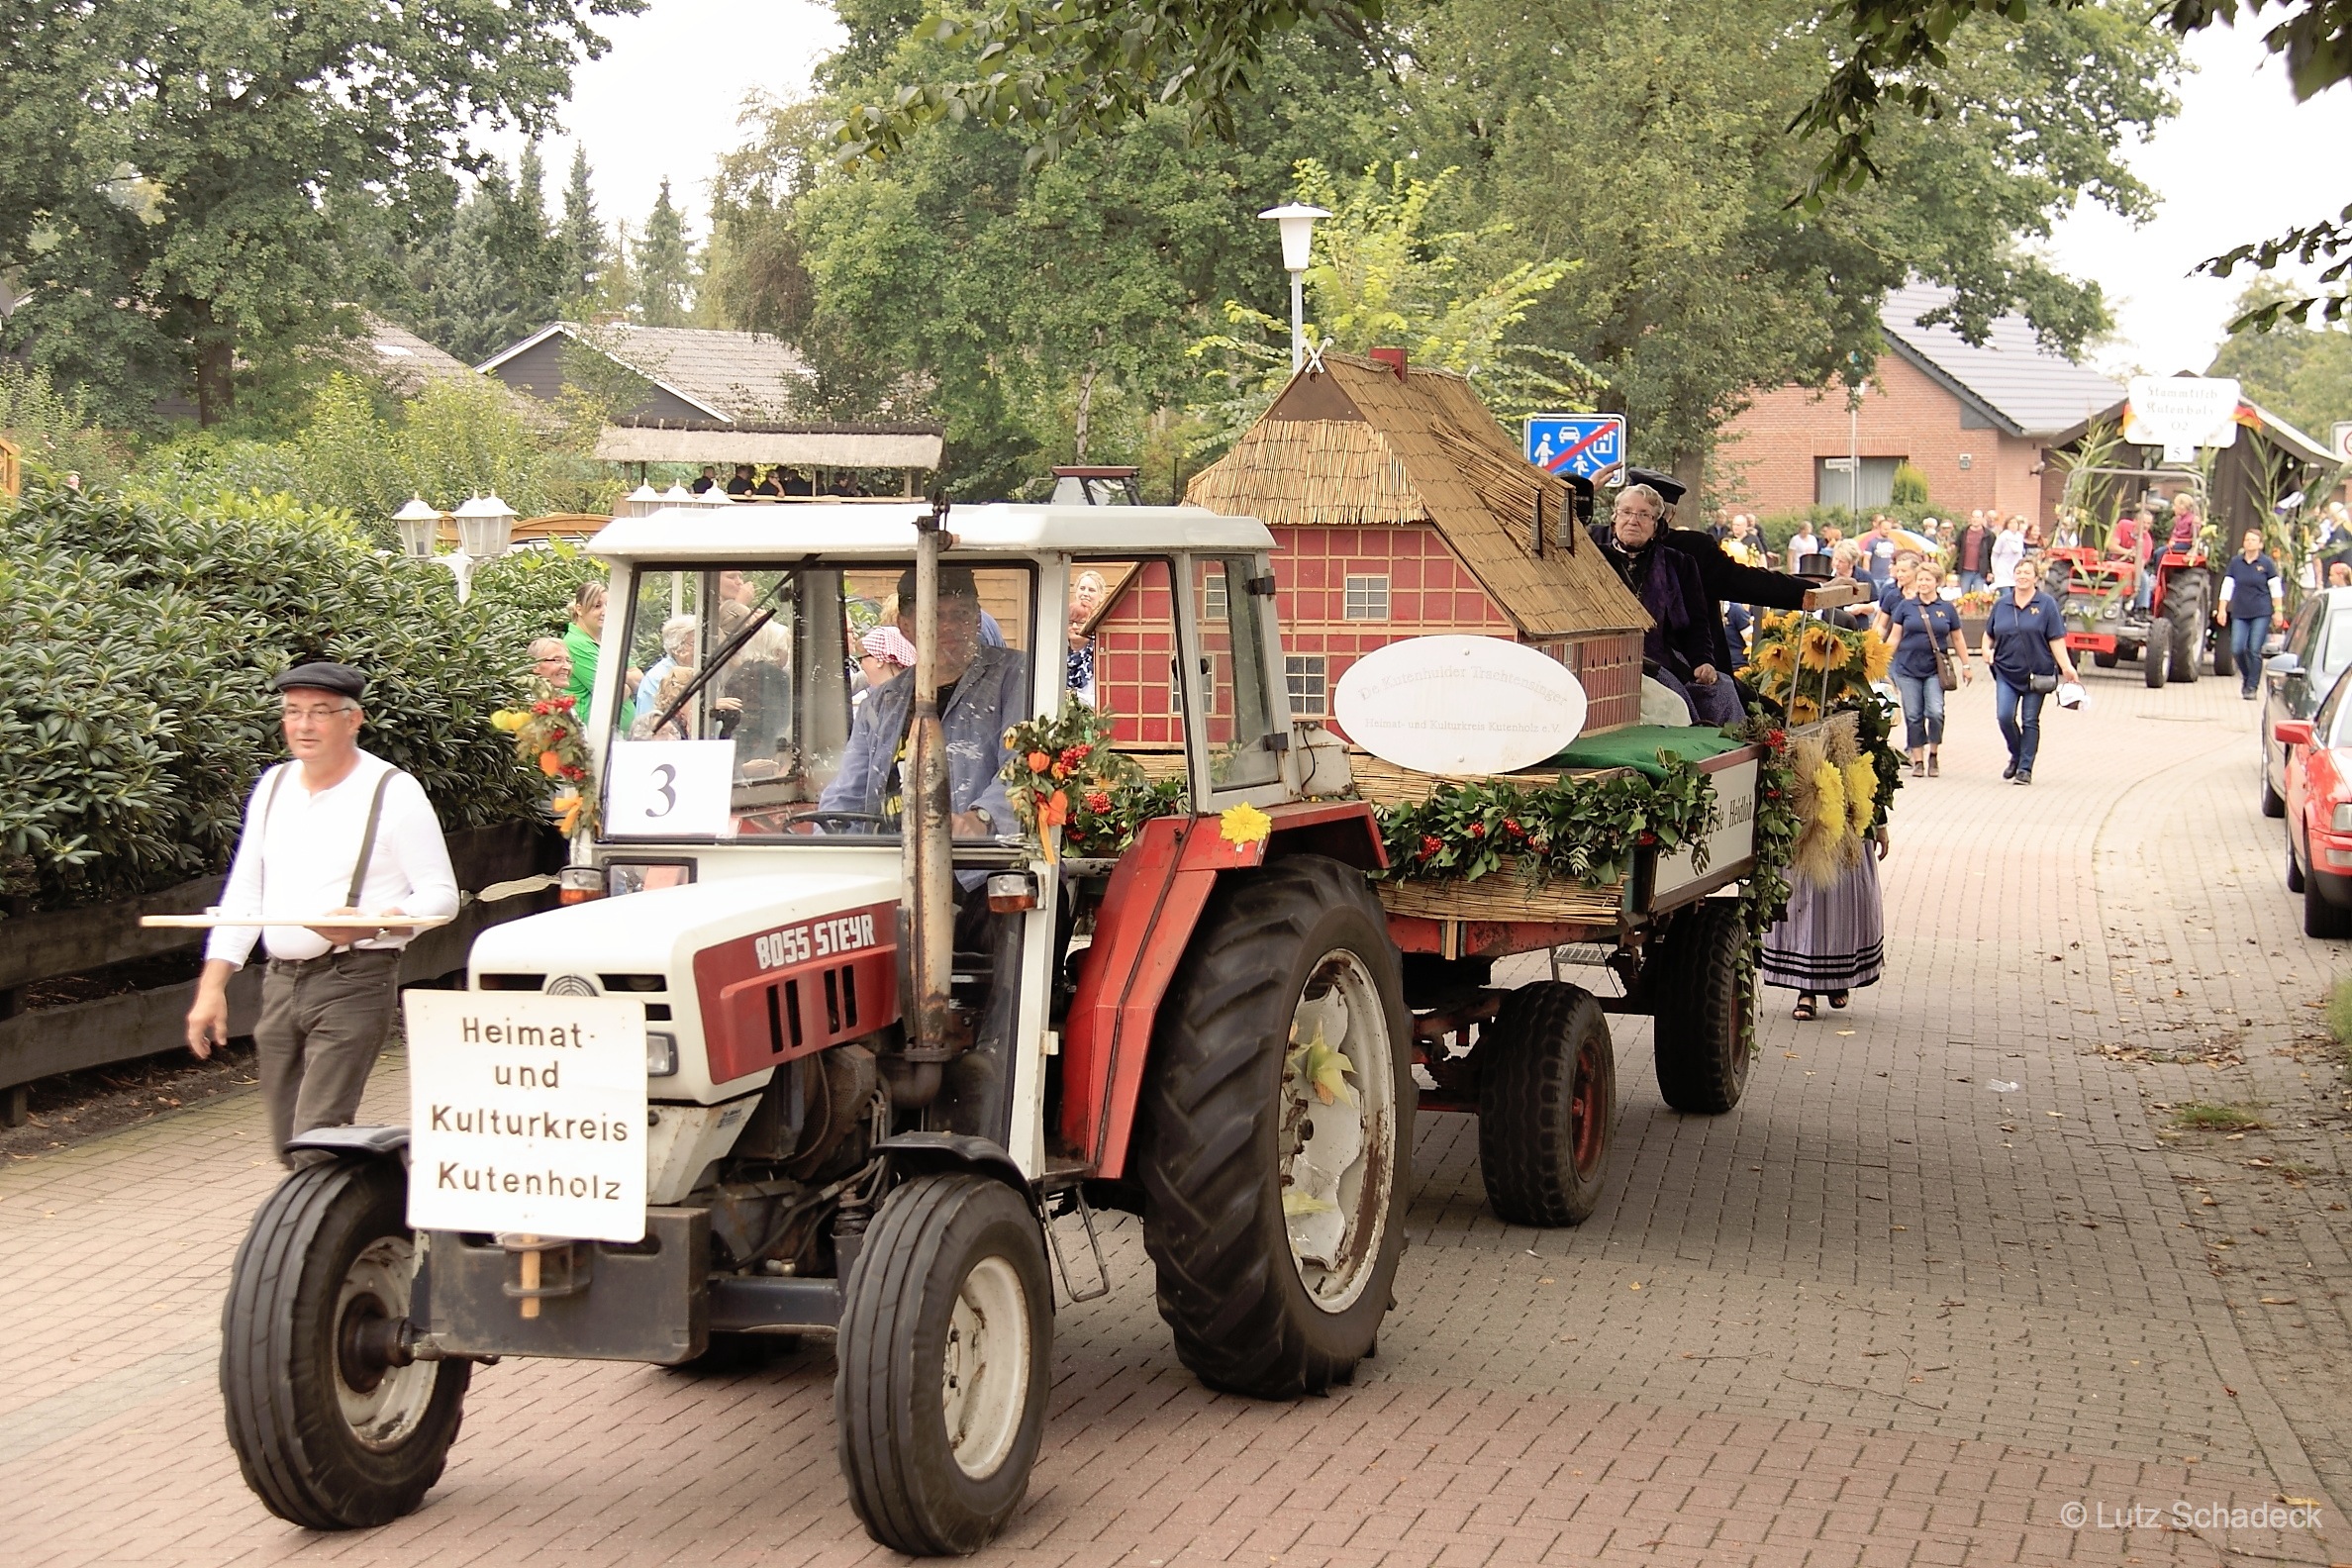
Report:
1343,575,1390,621
1285,655,1327,717
1202,575,1228,620
1171,658,1186,715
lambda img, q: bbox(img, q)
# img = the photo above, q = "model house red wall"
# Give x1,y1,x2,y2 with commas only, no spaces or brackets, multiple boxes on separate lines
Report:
1087,525,1642,749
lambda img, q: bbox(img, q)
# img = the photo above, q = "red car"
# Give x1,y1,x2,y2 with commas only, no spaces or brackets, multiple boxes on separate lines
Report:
2276,679,2352,936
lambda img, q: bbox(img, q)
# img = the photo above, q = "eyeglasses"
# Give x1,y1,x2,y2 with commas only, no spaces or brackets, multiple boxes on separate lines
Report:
282,704,356,723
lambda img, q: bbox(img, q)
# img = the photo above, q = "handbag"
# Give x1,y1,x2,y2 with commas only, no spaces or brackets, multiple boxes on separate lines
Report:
1923,604,1961,691
2027,671,2059,694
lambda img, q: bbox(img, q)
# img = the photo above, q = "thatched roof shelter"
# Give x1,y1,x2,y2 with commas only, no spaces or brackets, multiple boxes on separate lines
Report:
1186,352,1647,638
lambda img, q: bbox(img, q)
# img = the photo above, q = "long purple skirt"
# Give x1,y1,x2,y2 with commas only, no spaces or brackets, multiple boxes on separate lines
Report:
1759,848,1885,993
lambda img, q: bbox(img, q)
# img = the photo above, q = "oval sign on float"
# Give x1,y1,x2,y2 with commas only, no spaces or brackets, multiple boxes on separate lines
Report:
1333,636,1589,776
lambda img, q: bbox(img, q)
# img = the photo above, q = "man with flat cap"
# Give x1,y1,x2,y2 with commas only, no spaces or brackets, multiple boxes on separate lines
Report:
185,662,458,1164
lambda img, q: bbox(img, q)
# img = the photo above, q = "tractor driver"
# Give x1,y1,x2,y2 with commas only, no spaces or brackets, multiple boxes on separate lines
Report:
818,565,1024,846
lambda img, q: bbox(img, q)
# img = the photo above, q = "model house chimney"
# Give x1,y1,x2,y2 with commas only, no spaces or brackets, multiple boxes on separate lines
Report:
1370,346,1408,380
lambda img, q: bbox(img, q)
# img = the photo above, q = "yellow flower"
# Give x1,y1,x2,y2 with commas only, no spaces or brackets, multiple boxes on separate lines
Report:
1788,695,1821,726
490,710,528,733
1842,758,1876,834
1813,759,1847,836
1755,640,1797,677
1220,802,1273,846
1798,624,1839,671
1861,636,1894,682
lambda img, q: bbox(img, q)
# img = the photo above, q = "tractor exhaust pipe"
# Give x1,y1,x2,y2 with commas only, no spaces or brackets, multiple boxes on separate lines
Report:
899,499,956,1085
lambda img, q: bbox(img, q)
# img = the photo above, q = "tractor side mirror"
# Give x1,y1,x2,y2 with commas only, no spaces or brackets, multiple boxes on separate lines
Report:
2275,719,2316,747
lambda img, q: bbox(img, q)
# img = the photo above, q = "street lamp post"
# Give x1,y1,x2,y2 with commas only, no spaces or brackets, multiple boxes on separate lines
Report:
1259,202,1330,371
446,493,518,603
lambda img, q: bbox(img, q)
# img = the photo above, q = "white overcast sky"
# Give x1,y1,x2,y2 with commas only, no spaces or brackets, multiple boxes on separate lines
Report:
516,4,2349,377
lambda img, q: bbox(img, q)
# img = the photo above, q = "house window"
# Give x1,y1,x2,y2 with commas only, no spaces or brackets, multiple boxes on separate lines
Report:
1171,658,1185,715
1343,575,1390,621
1814,456,1902,510
1202,575,1228,621
1285,655,1327,717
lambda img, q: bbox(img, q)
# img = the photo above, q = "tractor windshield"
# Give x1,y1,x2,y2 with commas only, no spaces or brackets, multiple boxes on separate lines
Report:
605,563,1033,841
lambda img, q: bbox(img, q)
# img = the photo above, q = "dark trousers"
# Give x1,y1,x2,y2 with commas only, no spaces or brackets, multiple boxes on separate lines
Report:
256,949,400,1165
1994,676,2047,771
2230,616,2266,693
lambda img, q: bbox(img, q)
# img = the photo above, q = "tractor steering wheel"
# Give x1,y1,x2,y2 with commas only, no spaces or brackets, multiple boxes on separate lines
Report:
786,810,892,833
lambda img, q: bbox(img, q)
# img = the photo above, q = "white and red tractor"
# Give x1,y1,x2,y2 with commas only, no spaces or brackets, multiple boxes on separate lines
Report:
216,499,1766,1555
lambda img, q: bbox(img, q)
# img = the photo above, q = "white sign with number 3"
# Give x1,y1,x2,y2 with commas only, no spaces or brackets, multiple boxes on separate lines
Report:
604,738,735,838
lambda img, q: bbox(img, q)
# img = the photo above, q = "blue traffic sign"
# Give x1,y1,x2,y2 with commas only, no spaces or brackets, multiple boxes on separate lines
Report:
1524,414,1626,482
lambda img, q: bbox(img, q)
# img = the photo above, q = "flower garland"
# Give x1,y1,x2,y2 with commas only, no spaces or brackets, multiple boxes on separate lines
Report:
491,684,598,839
1000,697,1177,860
1371,753,1718,891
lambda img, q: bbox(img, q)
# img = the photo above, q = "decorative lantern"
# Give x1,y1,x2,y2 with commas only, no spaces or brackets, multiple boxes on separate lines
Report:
1257,202,1330,370
392,496,441,558
452,493,517,558
619,482,660,520
660,482,696,507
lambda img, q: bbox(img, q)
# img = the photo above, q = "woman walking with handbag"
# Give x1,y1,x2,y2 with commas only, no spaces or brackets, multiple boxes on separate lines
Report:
1885,561,1971,776
1980,557,2079,785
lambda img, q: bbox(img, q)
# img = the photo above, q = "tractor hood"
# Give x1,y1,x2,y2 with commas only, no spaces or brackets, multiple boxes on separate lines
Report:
468,868,904,1103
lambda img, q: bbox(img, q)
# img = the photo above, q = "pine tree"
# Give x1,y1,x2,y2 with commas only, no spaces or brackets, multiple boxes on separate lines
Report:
555,147,605,311
633,178,697,328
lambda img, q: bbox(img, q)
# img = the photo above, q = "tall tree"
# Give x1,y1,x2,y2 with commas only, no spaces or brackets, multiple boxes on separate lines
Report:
633,179,698,328
1402,0,2175,473
2208,278,2352,440
556,147,608,311
395,149,571,363
773,4,1396,493
0,0,639,426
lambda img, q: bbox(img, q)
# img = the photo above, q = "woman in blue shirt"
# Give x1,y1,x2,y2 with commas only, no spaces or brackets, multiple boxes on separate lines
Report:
1884,561,1972,777
1978,558,2079,785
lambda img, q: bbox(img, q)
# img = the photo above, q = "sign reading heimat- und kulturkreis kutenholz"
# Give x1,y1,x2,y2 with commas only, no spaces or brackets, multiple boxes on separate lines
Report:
405,991,649,1241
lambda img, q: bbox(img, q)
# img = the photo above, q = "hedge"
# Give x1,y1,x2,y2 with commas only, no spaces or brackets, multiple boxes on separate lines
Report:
0,484,547,915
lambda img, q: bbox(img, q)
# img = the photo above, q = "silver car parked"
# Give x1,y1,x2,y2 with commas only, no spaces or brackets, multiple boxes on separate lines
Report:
2261,586,2352,817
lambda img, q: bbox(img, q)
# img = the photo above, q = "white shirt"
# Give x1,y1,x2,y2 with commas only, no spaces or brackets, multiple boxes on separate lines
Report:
1990,531,2027,582
1787,531,1818,570
204,749,460,967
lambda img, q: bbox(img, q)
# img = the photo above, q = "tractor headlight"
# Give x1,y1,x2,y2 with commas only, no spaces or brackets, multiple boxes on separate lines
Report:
645,1031,679,1077
608,860,696,897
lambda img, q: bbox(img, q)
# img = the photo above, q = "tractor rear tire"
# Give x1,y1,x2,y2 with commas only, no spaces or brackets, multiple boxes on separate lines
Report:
2143,619,2171,688
219,1158,469,1529
1477,982,1617,1225
2093,649,2118,669
836,1174,1051,1556
1134,854,1411,1399
1649,899,1755,1115
2167,577,2205,682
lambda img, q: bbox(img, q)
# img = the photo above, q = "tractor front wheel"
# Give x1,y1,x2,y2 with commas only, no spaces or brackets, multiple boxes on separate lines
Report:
219,1158,469,1529
1477,982,1617,1225
2143,619,2172,688
2093,648,2118,669
1135,854,1411,1398
835,1174,1052,1556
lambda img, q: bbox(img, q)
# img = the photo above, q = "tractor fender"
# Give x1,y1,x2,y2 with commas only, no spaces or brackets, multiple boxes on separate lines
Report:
1058,802,1385,1178
283,1125,411,1161
871,1131,1029,1191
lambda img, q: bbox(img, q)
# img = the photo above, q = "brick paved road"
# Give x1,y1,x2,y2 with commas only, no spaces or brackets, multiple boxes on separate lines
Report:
5,667,2348,1566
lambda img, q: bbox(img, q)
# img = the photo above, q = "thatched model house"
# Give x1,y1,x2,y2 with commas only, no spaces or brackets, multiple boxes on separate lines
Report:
1129,349,1648,740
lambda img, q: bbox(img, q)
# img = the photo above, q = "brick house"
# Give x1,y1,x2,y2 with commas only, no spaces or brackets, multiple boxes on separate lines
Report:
1715,283,2125,527
1081,350,1648,745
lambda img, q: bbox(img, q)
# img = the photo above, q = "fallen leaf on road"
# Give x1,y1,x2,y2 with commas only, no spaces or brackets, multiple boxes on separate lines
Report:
2260,1297,2298,1305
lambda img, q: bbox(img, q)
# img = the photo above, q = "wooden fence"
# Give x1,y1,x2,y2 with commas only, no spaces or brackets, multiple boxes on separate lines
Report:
0,821,564,1125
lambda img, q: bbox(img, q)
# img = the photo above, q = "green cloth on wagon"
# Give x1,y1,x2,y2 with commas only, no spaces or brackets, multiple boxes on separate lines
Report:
1545,723,1747,780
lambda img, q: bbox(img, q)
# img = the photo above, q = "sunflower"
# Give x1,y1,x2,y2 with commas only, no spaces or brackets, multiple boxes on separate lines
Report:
1754,640,1798,677
1788,695,1821,726
1798,624,1841,671
1860,635,1894,682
